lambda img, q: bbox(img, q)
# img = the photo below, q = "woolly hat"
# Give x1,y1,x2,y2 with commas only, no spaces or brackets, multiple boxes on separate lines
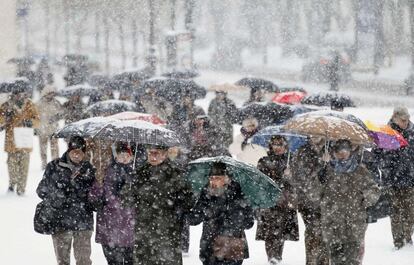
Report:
68,136,87,152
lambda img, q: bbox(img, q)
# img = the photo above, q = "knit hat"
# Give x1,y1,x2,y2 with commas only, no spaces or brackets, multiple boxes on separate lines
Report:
392,106,410,120
210,162,227,176
68,136,87,152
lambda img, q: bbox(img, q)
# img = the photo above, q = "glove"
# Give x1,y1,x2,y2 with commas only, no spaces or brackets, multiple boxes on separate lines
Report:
22,119,33,128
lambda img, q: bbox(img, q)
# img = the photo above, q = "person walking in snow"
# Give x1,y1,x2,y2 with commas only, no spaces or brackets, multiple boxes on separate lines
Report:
35,136,95,265
318,140,380,265
89,142,135,265
255,136,299,265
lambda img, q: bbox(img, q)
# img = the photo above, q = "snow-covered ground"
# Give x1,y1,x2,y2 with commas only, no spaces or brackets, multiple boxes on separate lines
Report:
1,71,414,264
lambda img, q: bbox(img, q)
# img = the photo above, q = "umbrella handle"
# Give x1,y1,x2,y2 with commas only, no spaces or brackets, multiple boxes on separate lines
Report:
287,150,291,167
133,143,138,170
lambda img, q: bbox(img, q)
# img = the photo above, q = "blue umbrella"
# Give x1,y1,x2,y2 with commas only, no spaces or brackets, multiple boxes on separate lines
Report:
251,125,307,152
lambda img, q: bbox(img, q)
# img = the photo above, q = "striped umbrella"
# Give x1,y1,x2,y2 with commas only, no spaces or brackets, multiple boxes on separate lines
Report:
365,121,408,150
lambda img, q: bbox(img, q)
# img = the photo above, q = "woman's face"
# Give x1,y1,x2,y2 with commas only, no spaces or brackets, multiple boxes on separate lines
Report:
116,152,133,164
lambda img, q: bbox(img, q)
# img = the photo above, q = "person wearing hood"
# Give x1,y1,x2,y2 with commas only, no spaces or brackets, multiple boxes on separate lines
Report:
63,93,87,125
0,88,40,195
89,142,135,265
208,90,239,148
375,107,414,249
36,78,63,169
120,145,194,265
255,136,299,265
229,117,266,165
35,136,95,265
318,140,380,265
188,162,254,265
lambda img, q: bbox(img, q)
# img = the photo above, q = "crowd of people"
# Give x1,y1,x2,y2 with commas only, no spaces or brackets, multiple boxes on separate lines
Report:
0,64,414,265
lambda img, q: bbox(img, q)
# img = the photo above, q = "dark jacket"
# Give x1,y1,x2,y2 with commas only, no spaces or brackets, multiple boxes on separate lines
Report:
374,121,414,188
208,97,238,147
63,99,86,124
89,161,135,247
121,160,194,265
188,181,254,263
255,152,299,241
36,153,95,233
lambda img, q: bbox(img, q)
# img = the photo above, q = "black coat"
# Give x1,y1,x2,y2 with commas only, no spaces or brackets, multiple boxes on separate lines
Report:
35,153,95,233
188,181,254,263
374,122,414,188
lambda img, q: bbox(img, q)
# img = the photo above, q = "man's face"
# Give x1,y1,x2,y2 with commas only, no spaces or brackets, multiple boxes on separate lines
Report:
209,175,229,189
68,149,85,164
147,148,168,166
393,116,410,130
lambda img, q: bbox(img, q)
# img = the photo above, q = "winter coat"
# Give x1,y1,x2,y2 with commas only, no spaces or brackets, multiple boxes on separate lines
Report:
36,96,63,136
188,181,254,263
255,152,299,241
208,97,238,147
120,160,194,265
289,143,325,209
36,153,95,233
0,98,40,153
169,104,205,136
374,121,414,188
186,118,230,160
89,161,135,247
141,95,173,121
319,164,380,245
229,134,266,166
62,99,86,124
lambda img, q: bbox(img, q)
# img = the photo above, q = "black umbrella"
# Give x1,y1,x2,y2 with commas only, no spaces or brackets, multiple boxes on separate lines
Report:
57,84,99,97
301,92,355,107
94,120,180,147
85,100,137,117
161,69,199,79
88,74,111,87
0,78,30,94
7,57,35,65
235,77,279,92
114,69,152,83
279,86,307,93
158,79,206,102
53,117,117,138
238,102,293,126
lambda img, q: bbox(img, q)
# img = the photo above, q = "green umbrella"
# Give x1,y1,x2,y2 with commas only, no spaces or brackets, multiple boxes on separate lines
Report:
187,156,281,209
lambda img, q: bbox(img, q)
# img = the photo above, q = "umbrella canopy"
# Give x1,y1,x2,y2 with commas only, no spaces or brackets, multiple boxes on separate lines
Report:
114,68,152,83
251,125,307,152
283,114,372,145
88,74,111,87
239,103,294,126
53,116,117,138
85,100,137,117
108,111,166,125
272,91,307,105
301,92,355,107
57,84,98,97
94,120,180,147
162,69,199,79
7,57,35,65
279,86,307,93
158,79,206,101
365,121,408,150
187,156,281,209
0,78,30,94
235,77,279,92
297,110,368,131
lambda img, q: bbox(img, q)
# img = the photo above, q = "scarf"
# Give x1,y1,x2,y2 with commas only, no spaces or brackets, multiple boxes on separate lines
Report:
240,127,259,150
330,155,359,173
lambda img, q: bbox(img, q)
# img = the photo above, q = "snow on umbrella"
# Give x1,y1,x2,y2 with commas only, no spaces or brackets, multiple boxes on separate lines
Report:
53,116,117,138
235,77,279,92
365,121,408,150
0,78,30,93
282,114,372,146
297,110,368,131
57,84,99,97
114,68,152,83
187,156,281,209
94,120,180,147
161,69,199,79
301,92,355,107
7,57,35,65
158,79,206,101
108,111,166,125
88,74,110,87
272,91,307,105
239,103,294,126
251,125,307,152
85,100,137,117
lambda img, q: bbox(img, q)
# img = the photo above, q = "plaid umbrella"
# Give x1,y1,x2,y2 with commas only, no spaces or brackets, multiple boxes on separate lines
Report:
53,117,117,138
187,156,281,209
94,120,180,147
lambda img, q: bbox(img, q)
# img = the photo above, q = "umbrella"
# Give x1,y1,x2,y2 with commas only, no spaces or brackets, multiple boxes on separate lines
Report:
94,120,180,147
365,121,408,150
109,111,166,125
187,156,281,209
158,79,206,101
239,103,294,126
162,69,199,79
85,100,137,117
251,125,307,152
297,110,368,131
235,77,279,92
0,78,30,94
7,57,35,65
279,86,307,93
53,117,117,138
272,91,307,105
114,68,152,83
301,92,355,107
283,115,372,145
88,74,110,87
57,84,99,97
